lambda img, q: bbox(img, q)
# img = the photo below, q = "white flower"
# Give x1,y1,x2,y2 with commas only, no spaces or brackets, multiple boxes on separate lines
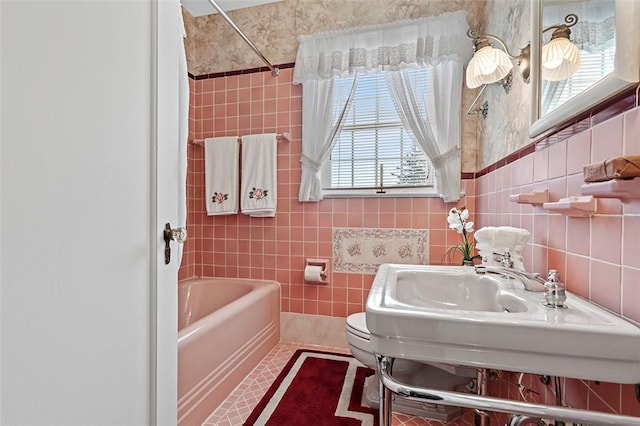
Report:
447,207,473,234
447,210,461,225
444,205,477,264
450,222,464,234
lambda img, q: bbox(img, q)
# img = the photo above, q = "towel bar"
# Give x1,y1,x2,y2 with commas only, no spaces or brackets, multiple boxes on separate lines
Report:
189,132,291,146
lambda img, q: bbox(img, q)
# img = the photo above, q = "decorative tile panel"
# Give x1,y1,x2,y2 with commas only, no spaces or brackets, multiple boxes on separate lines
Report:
333,228,428,274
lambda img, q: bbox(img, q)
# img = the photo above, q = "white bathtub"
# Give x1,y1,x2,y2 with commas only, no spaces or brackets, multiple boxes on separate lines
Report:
177,277,280,426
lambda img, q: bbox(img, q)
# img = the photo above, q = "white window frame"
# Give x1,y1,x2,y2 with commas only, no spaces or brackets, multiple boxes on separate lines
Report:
321,71,438,198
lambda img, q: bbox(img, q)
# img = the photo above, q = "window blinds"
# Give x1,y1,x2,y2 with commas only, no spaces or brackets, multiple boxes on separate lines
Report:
544,47,615,115
322,72,433,191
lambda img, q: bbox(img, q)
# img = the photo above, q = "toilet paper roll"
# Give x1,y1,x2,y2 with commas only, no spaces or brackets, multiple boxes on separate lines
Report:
304,265,324,282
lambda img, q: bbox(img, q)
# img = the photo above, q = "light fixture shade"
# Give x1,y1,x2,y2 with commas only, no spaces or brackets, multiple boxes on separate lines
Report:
465,45,514,88
541,37,581,81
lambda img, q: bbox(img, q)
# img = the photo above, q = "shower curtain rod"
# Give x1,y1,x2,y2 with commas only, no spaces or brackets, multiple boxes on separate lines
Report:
206,0,280,77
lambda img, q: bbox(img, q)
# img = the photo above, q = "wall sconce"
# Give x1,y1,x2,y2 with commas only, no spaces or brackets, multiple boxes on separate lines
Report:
541,13,581,81
465,28,531,89
465,28,530,118
465,14,581,118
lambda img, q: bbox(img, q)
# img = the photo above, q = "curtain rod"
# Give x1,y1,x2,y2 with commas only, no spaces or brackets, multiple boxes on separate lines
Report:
205,0,280,77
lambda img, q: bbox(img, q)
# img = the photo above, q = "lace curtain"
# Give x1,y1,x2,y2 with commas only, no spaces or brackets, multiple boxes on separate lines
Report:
298,76,358,202
541,79,568,116
570,16,615,52
542,0,615,52
385,63,464,202
293,10,471,202
293,10,471,83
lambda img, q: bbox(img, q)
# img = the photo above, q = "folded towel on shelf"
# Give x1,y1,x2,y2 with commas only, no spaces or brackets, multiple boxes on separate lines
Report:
205,136,239,216
241,133,277,217
474,226,530,270
473,226,497,253
494,226,530,255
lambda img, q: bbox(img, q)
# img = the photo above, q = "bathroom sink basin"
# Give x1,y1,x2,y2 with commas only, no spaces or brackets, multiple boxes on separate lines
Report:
393,269,530,313
366,264,640,384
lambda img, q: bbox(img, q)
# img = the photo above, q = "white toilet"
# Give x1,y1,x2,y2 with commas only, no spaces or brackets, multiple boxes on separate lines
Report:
346,312,476,421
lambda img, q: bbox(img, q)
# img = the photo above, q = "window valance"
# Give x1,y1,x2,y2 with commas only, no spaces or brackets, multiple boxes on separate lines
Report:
542,1,615,53
292,10,472,84
555,17,615,52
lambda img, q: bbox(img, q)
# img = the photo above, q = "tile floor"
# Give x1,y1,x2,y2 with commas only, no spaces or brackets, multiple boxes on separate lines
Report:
203,342,479,426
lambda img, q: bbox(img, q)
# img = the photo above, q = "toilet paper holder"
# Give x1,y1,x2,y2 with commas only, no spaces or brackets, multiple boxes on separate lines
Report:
305,258,329,284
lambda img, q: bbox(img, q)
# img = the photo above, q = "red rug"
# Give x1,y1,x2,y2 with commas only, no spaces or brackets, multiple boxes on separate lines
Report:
243,350,379,426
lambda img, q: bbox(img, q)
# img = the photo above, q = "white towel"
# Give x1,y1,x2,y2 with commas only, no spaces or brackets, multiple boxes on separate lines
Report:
205,136,239,216
475,226,531,270
474,226,497,251
494,226,531,255
241,134,277,217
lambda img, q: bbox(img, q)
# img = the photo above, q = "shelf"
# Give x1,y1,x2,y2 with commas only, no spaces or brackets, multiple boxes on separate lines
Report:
543,196,596,218
509,189,549,206
581,178,640,202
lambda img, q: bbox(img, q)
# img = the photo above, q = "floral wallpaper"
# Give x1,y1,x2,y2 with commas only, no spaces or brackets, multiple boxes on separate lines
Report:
183,0,485,76
182,7,196,71
476,0,532,168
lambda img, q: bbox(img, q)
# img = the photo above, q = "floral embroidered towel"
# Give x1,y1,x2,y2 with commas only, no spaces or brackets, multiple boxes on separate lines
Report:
205,136,239,216
241,133,277,217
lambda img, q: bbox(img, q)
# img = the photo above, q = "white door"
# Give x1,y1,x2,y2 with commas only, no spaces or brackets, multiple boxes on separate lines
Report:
0,0,179,424
154,0,184,424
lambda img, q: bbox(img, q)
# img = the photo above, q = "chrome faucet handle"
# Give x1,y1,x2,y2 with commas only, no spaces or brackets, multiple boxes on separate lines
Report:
492,250,508,260
487,249,514,278
543,269,567,308
492,250,505,259
547,269,560,282
497,249,513,269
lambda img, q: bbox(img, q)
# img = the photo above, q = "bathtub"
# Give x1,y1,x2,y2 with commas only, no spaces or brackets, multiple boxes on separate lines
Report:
177,277,280,426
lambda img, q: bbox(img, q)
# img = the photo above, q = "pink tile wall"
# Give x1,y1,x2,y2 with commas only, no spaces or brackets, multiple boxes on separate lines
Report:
477,105,640,418
179,67,476,317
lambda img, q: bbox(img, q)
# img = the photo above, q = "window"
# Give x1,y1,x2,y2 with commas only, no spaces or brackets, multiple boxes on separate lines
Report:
321,71,436,197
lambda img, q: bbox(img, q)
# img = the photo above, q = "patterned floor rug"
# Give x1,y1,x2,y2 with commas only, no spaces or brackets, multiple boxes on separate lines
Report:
243,349,379,426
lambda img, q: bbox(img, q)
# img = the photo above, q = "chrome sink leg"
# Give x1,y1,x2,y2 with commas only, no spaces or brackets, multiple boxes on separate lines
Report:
376,355,394,426
377,359,640,425
476,368,491,426
381,379,393,426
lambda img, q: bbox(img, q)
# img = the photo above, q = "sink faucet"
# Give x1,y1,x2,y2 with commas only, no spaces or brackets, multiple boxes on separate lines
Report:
493,249,513,269
474,264,547,292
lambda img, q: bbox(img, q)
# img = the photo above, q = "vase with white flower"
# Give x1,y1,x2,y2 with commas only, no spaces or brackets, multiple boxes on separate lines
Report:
444,206,481,266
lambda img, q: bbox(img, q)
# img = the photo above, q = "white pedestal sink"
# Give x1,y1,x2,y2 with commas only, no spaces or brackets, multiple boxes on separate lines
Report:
366,264,640,384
